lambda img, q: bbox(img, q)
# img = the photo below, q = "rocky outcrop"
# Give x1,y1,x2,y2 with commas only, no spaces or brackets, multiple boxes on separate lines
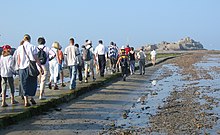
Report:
145,37,204,51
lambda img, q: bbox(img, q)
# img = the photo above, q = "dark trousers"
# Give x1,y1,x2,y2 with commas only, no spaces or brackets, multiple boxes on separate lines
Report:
19,68,38,96
121,64,128,76
98,55,106,76
77,65,83,81
110,57,117,71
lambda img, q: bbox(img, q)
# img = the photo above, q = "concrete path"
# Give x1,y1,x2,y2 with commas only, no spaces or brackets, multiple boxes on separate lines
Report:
0,59,171,135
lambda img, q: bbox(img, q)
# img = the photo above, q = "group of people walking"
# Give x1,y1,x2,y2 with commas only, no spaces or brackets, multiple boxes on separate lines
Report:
0,34,157,107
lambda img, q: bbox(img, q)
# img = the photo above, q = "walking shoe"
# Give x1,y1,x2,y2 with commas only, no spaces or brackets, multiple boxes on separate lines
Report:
1,103,8,107
11,100,19,105
39,96,46,100
30,98,36,105
85,79,88,83
93,77,96,82
24,102,31,107
54,85,59,90
21,95,24,100
48,82,52,89
61,83,66,87
123,75,126,81
79,81,82,84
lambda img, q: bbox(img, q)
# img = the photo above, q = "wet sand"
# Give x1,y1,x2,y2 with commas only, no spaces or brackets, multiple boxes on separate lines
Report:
105,51,220,134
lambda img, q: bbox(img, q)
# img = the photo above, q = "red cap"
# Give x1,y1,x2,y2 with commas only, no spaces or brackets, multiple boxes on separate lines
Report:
3,45,12,51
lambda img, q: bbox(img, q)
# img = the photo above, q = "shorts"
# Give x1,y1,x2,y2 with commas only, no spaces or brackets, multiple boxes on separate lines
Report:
59,64,63,71
84,59,94,70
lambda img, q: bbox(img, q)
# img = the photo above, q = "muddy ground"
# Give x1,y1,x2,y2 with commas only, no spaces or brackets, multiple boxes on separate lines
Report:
104,51,220,135
1,51,220,135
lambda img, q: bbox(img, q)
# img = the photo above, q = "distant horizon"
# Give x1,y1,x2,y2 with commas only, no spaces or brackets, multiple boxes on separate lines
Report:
0,34,215,50
0,0,220,50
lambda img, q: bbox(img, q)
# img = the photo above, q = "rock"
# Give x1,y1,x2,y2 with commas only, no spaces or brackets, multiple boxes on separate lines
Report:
194,91,201,95
145,106,150,109
123,112,128,119
55,108,62,111
152,92,158,95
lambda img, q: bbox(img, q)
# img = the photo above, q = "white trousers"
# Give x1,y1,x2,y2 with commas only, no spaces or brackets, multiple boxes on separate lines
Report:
49,60,59,84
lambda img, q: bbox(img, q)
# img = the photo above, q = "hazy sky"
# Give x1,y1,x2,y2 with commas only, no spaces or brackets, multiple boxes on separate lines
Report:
0,0,219,50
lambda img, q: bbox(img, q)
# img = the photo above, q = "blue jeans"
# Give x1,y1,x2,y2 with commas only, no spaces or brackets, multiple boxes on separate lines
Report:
68,65,77,89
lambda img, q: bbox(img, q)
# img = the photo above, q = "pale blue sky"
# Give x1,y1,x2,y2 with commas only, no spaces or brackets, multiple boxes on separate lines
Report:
0,0,219,50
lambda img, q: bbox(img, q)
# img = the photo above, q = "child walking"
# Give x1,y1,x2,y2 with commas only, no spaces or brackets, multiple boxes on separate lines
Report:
117,46,129,81
0,45,18,107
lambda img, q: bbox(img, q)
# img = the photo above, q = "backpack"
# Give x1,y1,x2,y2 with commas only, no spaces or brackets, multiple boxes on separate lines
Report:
83,47,92,61
37,46,47,65
120,55,128,67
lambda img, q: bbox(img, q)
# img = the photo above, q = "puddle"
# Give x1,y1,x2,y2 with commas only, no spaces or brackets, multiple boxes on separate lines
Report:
115,64,182,128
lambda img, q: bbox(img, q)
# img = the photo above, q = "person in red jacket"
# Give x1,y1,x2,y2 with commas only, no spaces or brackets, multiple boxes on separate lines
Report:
125,44,131,55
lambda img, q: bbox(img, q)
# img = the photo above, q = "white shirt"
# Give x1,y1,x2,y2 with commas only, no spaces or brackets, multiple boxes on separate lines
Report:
150,50,157,57
49,48,59,63
64,45,77,66
37,45,56,66
94,44,107,55
16,41,38,69
0,55,14,77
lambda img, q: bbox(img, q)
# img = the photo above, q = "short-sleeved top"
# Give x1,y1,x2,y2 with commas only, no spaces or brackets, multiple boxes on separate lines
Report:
17,41,38,69
49,48,59,63
0,55,14,77
150,50,157,57
94,44,107,55
137,50,146,60
108,45,117,59
125,47,131,55
64,45,77,66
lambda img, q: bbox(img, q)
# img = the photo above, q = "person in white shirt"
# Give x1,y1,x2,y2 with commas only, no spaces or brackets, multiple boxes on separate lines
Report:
0,45,19,107
37,37,56,99
16,34,44,107
94,40,107,77
64,38,78,90
49,42,61,90
150,49,157,66
137,47,146,75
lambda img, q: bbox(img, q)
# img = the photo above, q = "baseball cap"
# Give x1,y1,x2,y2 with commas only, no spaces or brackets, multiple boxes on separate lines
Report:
3,45,11,51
